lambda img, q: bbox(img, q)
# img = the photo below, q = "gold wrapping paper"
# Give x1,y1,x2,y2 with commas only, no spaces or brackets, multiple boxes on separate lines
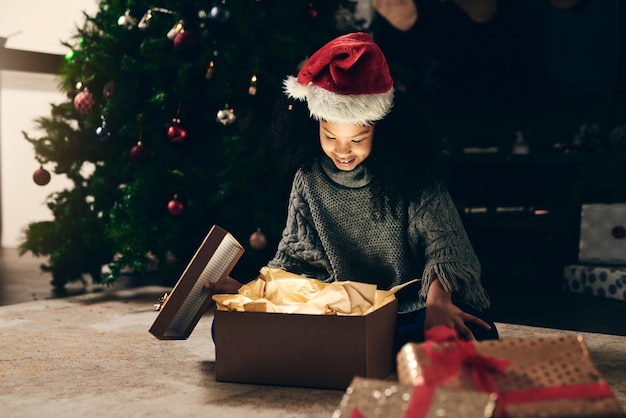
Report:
397,335,626,418
332,376,498,418
213,267,418,315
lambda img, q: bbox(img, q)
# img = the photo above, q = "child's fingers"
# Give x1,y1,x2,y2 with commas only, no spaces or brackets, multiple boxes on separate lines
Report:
464,312,492,330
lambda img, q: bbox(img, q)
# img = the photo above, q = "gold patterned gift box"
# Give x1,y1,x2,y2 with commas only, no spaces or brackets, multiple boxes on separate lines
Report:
332,376,499,418
396,328,626,418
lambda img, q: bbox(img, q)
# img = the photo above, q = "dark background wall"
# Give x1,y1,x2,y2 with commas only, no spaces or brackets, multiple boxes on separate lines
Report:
371,0,626,292
370,0,625,154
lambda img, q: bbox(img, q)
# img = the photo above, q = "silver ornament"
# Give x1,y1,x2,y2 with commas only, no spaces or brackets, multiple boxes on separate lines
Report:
117,10,137,30
216,107,237,126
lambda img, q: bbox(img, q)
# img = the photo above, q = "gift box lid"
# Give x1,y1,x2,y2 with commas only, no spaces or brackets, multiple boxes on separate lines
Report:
149,225,244,340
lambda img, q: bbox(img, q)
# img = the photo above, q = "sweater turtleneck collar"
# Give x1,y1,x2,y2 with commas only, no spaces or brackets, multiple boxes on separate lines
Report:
319,156,372,188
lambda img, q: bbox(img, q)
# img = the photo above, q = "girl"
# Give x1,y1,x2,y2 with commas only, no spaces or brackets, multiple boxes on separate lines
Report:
210,32,498,347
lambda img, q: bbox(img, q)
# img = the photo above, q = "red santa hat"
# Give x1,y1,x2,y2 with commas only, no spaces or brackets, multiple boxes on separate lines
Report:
283,32,394,125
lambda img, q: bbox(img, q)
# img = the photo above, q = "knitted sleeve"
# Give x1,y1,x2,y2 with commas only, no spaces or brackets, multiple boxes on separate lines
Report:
409,181,490,310
267,170,332,281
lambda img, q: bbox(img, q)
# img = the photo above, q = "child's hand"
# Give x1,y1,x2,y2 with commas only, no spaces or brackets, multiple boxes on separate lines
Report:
203,275,242,294
424,276,491,340
424,300,491,341
202,276,242,314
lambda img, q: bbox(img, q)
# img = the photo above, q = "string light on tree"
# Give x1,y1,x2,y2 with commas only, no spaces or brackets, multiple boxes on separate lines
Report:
165,19,197,52
138,7,174,30
138,9,154,30
205,60,216,79
64,49,75,63
248,74,258,95
205,48,220,79
64,37,84,64
167,20,184,39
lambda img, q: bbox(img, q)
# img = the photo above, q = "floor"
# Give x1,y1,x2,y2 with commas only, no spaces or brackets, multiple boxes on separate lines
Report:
4,286,624,418
1,247,625,337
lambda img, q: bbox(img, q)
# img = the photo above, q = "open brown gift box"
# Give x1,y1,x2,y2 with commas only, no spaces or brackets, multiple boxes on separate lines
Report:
213,297,397,389
149,227,399,390
211,267,418,389
396,332,626,417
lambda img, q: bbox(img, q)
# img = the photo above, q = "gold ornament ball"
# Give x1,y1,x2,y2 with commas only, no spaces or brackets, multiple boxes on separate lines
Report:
249,229,267,250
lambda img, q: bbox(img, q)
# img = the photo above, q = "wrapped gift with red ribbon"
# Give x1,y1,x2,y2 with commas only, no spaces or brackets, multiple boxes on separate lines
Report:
397,326,625,418
332,376,499,418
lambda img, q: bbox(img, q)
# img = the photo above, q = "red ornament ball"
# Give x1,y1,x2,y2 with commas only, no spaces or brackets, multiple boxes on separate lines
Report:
73,90,96,114
167,124,188,143
173,31,197,51
167,198,184,216
130,142,149,163
33,167,51,186
249,228,267,250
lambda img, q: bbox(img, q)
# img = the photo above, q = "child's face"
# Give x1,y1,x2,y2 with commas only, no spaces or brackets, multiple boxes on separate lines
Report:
319,120,374,171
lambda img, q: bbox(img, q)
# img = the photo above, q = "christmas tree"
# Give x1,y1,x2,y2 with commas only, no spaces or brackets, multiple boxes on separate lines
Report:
20,0,363,290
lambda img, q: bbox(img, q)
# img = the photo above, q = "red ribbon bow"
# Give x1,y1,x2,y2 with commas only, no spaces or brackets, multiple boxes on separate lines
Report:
422,326,511,394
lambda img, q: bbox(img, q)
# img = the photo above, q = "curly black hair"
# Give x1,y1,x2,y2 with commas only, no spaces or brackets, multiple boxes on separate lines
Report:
268,88,447,220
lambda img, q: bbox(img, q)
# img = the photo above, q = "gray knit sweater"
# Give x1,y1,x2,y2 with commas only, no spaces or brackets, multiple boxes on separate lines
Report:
268,156,490,314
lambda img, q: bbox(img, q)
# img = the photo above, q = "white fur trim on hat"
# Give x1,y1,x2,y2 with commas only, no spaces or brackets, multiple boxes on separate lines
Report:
284,75,394,125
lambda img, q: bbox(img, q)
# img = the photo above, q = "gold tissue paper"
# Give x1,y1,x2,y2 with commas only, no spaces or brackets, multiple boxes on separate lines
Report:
213,266,418,315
